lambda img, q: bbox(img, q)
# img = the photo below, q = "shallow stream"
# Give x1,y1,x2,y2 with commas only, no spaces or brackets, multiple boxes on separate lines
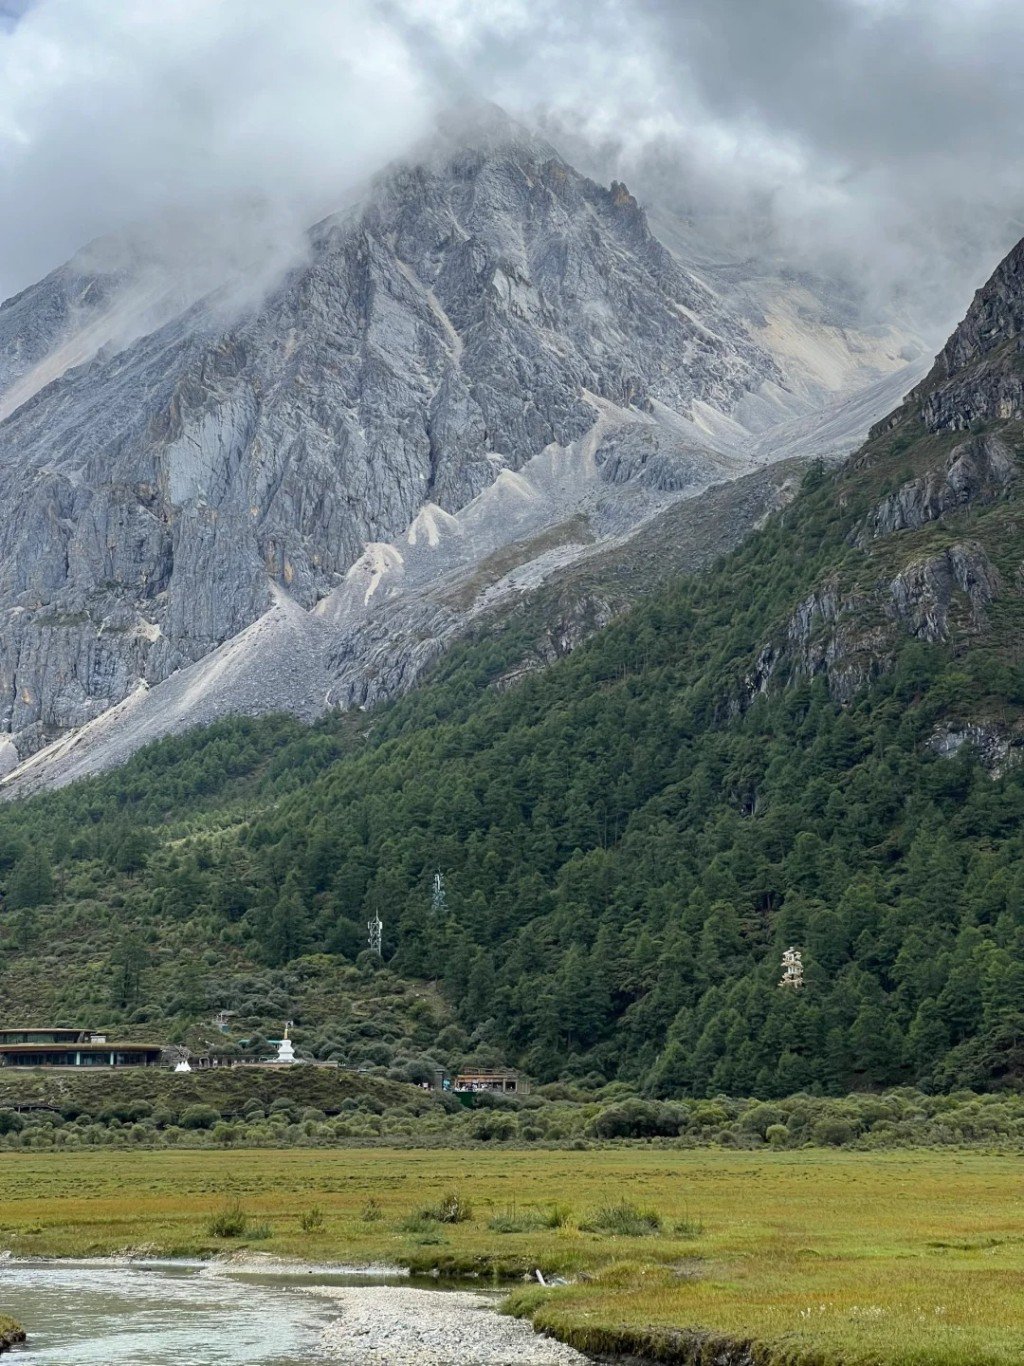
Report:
0,1260,409,1363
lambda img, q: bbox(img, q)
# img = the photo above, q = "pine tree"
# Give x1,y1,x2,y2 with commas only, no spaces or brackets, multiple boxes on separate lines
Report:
8,846,53,909
110,931,149,1010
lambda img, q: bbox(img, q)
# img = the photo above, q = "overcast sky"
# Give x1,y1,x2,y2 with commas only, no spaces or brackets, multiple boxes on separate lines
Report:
1,0,1022,337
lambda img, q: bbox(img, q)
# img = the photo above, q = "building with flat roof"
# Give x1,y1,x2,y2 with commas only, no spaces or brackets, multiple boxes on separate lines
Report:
452,1069,530,1095
0,1028,163,1068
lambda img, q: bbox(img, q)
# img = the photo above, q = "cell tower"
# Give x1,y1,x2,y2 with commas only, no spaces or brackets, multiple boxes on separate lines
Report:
367,911,383,957
779,946,805,990
432,870,446,917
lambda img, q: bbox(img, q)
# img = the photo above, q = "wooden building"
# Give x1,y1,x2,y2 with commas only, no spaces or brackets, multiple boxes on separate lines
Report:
0,1028,163,1069
452,1069,530,1095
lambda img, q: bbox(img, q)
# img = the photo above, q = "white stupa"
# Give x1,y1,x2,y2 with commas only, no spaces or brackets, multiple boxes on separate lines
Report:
174,1058,192,1073
780,946,805,989
274,1021,296,1064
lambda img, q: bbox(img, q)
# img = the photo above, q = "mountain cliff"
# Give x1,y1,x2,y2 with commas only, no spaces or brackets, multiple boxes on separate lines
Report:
1,229,1022,1096
0,111,922,790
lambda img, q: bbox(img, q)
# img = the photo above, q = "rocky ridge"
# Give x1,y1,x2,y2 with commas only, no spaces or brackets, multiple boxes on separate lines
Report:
917,237,1024,432
745,239,1024,719
0,111,925,791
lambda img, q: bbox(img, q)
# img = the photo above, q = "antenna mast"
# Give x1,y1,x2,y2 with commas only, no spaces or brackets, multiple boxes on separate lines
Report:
367,911,383,957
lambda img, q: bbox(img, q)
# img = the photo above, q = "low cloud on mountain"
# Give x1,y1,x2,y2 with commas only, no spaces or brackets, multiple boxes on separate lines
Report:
1,0,1022,336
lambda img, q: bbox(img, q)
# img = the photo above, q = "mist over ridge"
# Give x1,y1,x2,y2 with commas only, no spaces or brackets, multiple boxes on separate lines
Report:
0,0,1022,345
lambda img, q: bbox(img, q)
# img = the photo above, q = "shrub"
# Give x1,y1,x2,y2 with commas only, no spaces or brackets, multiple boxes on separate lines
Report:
207,1200,249,1238
582,1200,662,1237
180,1104,221,1131
740,1103,785,1139
418,1189,473,1224
587,1099,682,1139
812,1117,857,1147
98,1103,137,1124
472,1112,517,1142
544,1203,573,1228
300,1205,325,1233
488,1204,544,1234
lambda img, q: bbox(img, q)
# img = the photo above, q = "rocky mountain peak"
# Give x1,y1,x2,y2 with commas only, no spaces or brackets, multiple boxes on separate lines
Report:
0,114,927,790
429,98,559,162
938,237,1024,378
899,236,1024,433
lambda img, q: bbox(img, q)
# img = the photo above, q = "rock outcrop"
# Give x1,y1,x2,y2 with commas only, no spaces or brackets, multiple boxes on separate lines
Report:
859,433,1016,540
887,542,1000,642
930,720,1021,776
745,232,1024,710
913,238,1024,432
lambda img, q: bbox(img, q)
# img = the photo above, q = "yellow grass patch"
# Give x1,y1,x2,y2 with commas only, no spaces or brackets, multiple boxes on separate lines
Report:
0,1147,1021,1364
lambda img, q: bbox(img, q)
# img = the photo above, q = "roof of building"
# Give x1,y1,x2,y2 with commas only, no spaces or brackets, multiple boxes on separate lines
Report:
0,1041,163,1052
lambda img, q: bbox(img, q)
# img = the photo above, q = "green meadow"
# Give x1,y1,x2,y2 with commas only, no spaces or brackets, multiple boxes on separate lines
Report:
0,1146,1021,1363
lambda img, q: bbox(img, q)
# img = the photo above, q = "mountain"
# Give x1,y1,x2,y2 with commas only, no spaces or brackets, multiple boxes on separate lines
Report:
1,230,1023,1096
0,107,924,792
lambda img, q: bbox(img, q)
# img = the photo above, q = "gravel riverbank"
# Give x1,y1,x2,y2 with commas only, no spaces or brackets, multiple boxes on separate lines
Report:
316,1285,590,1365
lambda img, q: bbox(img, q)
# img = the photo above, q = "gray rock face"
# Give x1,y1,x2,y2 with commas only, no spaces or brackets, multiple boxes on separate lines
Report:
0,265,114,399
914,238,1024,431
751,534,1001,706
744,237,1024,711
593,424,710,491
859,434,1016,540
750,493,1006,711
0,119,790,764
930,721,1021,776
748,579,889,705
0,109,929,788
887,542,999,642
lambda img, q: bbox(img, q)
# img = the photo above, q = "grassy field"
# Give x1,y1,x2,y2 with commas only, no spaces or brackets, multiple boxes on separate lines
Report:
0,1147,1021,1364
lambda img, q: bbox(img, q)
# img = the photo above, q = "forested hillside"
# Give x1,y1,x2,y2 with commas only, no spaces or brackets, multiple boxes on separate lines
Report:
4,242,1024,1098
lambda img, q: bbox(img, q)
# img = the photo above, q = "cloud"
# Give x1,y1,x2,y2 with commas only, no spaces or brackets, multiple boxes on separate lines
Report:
1,0,1022,339
0,1,32,33
0,0,439,299
389,0,1024,335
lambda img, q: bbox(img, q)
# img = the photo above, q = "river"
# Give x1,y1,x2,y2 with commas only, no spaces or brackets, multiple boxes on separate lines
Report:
0,1260,400,1363
0,1260,588,1364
